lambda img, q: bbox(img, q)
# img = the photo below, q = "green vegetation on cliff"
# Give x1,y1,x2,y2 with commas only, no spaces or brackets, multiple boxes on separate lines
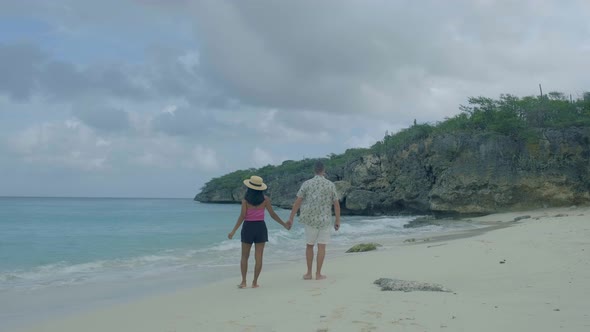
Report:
373,92,590,154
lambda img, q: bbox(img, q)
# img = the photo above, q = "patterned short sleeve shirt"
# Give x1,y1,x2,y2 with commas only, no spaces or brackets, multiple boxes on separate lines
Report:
297,175,338,229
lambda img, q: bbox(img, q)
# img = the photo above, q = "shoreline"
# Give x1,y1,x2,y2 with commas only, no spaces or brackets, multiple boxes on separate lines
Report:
16,206,590,332
0,212,426,332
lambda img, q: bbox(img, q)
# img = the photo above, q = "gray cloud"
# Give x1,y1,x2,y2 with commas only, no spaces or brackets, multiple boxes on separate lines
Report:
188,0,590,124
0,43,147,102
142,48,224,106
40,60,90,99
0,42,220,107
0,43,45,100
86,66,148,100
152,106,218,137
72,104,130,132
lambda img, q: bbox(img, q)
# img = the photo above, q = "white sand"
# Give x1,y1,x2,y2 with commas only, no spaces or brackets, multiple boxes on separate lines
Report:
18,206,590,332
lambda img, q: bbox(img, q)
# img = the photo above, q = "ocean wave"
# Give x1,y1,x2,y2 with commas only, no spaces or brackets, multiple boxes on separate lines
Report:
203,217,419,253
207,240,242,252
0,252,199,291
337,217,412,235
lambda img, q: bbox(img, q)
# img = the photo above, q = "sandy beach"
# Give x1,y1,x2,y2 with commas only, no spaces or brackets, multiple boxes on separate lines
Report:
17,206,590,332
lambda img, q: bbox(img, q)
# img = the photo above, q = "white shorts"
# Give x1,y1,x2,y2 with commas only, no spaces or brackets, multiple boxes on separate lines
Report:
304,225,331,245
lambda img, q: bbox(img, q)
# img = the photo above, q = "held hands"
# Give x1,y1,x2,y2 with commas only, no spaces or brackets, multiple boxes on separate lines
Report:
286,218,294,230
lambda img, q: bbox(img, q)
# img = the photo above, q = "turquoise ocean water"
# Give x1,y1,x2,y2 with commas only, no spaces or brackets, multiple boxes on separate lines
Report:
0,197,475,330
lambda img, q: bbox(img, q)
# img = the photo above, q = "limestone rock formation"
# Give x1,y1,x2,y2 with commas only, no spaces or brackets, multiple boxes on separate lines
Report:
195,127,590,216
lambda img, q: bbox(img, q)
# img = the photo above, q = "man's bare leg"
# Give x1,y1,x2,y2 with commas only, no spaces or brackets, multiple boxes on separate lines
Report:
303,244,314,280
252,242,265,288
239,243,252,288
316,243,326,280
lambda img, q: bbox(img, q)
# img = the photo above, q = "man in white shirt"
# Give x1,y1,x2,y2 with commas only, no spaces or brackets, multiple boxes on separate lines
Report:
287,161,341,280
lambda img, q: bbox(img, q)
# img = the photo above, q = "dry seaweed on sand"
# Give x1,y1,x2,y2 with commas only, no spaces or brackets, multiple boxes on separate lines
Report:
346,243,382,253
374,278,452,292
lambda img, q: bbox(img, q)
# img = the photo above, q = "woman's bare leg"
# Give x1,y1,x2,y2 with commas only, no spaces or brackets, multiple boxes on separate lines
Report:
239,242,252,288
252,242,265,288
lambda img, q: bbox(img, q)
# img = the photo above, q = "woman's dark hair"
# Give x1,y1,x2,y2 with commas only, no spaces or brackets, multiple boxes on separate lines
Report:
244,188,265,206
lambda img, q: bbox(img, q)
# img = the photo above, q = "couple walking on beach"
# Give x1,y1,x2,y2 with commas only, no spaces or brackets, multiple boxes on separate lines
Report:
228,161,341,288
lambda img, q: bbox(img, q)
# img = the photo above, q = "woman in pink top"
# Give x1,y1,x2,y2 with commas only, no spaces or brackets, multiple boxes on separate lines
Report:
228,175,290,288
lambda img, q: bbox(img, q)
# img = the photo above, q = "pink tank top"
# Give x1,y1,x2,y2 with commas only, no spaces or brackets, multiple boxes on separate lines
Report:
245,206,265,221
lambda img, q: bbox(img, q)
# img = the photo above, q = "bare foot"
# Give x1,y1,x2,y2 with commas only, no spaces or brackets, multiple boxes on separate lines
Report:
238,282,247,289
252,283,260,288
316,274,327,280
303,273,313,280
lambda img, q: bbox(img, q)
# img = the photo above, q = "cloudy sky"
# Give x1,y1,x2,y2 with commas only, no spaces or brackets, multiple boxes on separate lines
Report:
1,0,589,198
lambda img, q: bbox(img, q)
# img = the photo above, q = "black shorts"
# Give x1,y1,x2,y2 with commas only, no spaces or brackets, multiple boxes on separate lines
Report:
241,221,268,244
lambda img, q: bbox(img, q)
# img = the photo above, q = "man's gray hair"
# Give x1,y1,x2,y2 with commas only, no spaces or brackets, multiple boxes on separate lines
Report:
314,161,325,174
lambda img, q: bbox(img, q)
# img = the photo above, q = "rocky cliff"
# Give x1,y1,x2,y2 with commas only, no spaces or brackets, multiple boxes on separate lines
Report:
195,127,590,216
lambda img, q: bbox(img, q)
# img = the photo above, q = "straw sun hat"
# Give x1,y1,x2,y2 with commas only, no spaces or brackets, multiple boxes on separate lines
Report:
243,175,267,191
